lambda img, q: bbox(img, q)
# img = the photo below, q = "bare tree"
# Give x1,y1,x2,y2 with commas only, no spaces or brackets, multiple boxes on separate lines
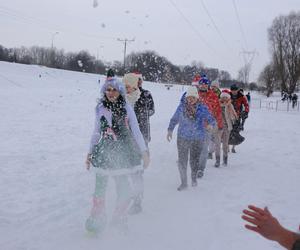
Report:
237,63,251,84
268,11,300,94
258,63,278,97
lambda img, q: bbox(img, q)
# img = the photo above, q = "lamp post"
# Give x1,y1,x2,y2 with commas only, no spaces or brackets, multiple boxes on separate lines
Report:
51,32,59,49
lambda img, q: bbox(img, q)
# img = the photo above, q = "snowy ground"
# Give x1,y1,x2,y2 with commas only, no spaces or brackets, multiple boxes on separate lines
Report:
0,61,299,250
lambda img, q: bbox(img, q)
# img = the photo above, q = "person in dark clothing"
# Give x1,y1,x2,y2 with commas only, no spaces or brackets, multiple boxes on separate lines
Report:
242,205,300,250
292,94,298,109
230,84,249,153
106,68,115,78
123,73,155,214
246,92,251,104
135,75,155,143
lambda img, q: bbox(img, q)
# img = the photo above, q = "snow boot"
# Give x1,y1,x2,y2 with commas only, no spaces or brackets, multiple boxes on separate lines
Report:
85,197,107,234
196,170,204,179
85,214,107,234
207,152,213,159
223,156,228,166
128,197,142,215
178,163,188,191
191,178,198,187
214,156,220,168
177,183,188,191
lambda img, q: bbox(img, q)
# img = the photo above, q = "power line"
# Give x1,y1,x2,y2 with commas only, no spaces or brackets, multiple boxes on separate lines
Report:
232,0,248,50
200,0,233,52
168,0,220,58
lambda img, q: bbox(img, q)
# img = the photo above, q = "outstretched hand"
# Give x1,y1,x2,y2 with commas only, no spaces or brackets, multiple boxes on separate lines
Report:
242,205,293,242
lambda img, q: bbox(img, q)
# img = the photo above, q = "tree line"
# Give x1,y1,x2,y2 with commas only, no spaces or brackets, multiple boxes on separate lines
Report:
0,44,257,89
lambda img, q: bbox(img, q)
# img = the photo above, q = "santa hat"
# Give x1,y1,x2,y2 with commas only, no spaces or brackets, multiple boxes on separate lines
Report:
190,74,200,85
220,90,231,99
123,73,139,88
186,86,199,99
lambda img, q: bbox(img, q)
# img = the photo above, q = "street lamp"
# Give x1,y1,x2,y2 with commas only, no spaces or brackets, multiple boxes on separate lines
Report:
51,32,59,49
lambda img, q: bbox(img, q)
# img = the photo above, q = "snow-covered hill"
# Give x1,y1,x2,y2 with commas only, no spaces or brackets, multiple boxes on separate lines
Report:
0,61,299,250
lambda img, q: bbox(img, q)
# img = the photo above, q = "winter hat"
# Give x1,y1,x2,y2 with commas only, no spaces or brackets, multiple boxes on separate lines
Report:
230,84,239,91
220,90,231,99
192,74,201,85
198,74,211,85
101,77,126,98
186,86,199,99
106,68,115,78
211,81,220,88
123,73,139,88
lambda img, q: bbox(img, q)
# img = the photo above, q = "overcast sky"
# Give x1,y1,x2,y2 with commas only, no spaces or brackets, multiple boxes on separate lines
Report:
0,0,299,81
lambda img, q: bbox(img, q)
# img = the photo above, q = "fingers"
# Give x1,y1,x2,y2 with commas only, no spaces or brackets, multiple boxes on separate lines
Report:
264,206,272,216
242,215,261,226
248,205,266,216
243,209,264,221
245,224,260,233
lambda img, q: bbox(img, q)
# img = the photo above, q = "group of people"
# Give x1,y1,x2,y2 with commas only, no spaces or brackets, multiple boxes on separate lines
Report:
282,91,298,108
167,74,249,190
82,70,300,250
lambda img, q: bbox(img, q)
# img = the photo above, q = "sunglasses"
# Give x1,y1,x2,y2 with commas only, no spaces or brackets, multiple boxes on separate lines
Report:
106,87,118,93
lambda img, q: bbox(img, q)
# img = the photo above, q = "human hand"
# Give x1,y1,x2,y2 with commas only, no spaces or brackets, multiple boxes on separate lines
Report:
242,205,286,242
142,151,150,168
206,124,214,132
241,111,248,119
167,130,173,142
86,154,92,170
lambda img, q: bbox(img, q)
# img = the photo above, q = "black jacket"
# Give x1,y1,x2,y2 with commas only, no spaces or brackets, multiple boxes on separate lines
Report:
134,87,155,143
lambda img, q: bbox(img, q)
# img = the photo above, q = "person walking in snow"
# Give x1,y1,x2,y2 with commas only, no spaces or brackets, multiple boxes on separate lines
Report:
85,77,149,234
292,93,298,109
167,86,215,190
197,74,223,169
230,84,249,153
246,92,251,105
123,72,155,214
219,90,238,165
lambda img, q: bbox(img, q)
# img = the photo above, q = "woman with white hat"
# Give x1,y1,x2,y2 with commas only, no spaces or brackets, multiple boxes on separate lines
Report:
167,86,215,190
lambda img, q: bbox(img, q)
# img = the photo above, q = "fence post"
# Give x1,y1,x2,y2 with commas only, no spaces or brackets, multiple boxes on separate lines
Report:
276,100,278,112
260,99,262,109
287,101,289,112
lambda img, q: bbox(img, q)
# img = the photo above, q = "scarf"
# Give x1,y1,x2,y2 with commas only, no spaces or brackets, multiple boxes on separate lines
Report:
102,95,127,137
126,88,141,107
184,101,197,120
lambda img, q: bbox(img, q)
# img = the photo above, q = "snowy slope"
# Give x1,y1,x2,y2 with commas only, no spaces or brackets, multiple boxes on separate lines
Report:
0,61,299,250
